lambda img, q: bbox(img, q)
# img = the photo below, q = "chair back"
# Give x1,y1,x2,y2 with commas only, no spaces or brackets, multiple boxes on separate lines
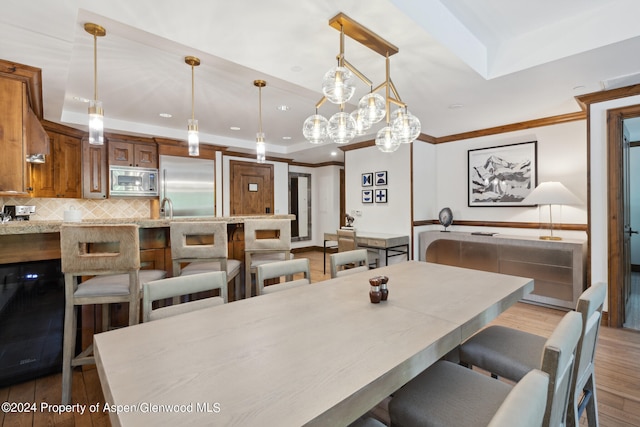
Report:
256,258,310,295
540,311,582,427
337,229,357,252
573,282,606,391
60,224,140,275
330,249,369,278
244,219,291,252
170,221,228,275
143,271,227,322
488,369,549,427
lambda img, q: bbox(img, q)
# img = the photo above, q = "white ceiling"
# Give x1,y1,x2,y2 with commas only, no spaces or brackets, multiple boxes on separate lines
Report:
3,0,640,164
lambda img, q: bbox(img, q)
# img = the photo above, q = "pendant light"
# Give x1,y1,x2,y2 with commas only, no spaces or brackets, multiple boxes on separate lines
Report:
84,23,106,146
254,80,266,163
185,56,200,156
303,13,421,152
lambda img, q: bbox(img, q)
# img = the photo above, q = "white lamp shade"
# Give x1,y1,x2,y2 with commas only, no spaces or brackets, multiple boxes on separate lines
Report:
523,182,582,205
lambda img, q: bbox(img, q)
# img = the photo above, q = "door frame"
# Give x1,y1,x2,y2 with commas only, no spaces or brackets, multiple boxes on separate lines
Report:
607,104,640,327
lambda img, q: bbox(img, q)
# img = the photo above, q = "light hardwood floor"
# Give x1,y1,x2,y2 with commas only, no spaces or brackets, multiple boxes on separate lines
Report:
1,250,639,426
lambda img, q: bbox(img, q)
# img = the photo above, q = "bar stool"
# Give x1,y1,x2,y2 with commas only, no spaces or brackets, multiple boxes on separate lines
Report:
60,224,165,404
170,221,242,301
244,218,292,297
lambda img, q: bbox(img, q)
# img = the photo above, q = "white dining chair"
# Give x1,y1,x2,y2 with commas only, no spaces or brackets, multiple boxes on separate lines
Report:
244,218,292,297
459,282,606,427
170,221,242,301
330,249,369,278
389,311,582,427
256,258,310,295
143,271,227,322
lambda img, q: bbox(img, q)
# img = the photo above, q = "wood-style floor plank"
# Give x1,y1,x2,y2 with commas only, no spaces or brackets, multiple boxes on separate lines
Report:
1,250,639,426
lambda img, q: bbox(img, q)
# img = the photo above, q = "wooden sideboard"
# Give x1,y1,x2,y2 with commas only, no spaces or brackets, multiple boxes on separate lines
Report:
419,231,587,309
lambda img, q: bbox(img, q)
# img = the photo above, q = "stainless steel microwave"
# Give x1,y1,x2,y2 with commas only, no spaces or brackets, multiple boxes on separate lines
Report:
109,166,159,197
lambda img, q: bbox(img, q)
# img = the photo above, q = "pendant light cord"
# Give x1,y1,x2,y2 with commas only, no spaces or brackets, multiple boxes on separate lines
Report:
258,85,263,134
191,64,195,121
93,34,98,101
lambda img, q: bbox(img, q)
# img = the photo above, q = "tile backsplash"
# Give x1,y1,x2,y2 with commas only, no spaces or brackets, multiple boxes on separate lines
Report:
0,197,152,221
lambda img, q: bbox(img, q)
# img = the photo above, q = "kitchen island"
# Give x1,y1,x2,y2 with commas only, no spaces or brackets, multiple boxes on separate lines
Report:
0,215,293,265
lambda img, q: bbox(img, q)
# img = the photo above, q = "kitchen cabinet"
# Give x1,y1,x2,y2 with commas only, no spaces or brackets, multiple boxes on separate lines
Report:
30,123,82,198
82,137,108,199
108,137,158,168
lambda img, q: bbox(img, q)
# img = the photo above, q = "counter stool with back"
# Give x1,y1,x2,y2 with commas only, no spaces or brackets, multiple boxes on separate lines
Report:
59,224,166,404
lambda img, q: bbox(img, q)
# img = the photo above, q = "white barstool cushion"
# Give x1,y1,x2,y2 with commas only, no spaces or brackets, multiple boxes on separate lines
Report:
149,296,225,321
75,269,166,297
181,259,241,278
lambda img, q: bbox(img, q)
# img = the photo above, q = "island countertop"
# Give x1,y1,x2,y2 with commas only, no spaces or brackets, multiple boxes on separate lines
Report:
0,215,294,236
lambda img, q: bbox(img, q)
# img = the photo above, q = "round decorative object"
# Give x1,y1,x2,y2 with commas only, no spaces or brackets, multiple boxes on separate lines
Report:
303,114,329,144
438,207,453,231
322,66,356,104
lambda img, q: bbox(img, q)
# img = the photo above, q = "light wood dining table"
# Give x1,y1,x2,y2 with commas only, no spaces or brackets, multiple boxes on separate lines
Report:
94,260,533,427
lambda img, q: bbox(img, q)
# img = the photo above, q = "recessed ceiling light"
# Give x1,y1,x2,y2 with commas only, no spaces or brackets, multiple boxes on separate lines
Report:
230,126,241,131
572,85,586,91
159,113,172,118
291,65,302,72
73,96,90,103
276,105,290,112
448,103,464,109
331,151,337,156
282,136,292,140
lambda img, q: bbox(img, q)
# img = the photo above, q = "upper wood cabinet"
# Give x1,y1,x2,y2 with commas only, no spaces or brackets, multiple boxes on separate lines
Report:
108,137,158,169
30,123,82,198
0,77,28,195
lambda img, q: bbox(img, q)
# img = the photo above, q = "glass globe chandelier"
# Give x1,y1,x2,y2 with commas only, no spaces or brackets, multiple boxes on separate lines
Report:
302,13,421,152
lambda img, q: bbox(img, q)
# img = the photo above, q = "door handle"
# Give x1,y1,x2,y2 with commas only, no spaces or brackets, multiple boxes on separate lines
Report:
628,228,638,235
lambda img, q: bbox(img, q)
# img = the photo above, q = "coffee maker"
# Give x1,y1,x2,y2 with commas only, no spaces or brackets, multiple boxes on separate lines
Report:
2,205,36,221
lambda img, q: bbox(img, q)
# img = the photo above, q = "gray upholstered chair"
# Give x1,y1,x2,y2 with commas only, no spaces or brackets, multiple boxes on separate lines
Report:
387,363,549,427
244,218,292,297
337,229,379,268
59,224,166,404
170,221,242,301
389,311,582,427
256,258,311,295
459,282,606,427
330,249,369,278
143,271,227,322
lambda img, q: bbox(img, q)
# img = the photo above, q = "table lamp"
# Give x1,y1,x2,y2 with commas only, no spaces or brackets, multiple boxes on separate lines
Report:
523,181,581,240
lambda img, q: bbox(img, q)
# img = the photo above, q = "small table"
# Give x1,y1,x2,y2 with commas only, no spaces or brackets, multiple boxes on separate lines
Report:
95,261,532,426
323,231,410,273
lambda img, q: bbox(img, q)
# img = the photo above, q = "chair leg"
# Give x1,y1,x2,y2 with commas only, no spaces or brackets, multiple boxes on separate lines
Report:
234,274,241,301
61,302,76,405
585,376,599,427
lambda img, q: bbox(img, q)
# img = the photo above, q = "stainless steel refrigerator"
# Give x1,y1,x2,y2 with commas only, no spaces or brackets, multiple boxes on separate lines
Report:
159,155,215,217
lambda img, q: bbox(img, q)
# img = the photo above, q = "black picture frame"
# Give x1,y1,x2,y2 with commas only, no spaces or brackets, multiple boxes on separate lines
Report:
374,171,387,186
375,189,387,203
362,190,373,203
362,173,373,187
468,141,537,207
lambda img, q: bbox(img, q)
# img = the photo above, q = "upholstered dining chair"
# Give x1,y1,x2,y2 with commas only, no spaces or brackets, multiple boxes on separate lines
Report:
170,221,242,301
330,249,369,278
384,364,549,427
459,282,606,427
389,311,582,427
337,229,379,268
143,271,227,322
256,258,311,295
244,218,292,297
59,223,166,404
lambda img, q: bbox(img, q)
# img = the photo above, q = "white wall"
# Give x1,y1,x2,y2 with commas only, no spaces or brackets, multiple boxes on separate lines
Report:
345,144,412,264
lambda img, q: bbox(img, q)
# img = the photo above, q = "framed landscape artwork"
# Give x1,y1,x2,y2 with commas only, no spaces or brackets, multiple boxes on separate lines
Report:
468,141,537,207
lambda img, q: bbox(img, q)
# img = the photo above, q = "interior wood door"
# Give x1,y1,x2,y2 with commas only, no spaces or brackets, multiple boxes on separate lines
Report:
230,160,274,215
